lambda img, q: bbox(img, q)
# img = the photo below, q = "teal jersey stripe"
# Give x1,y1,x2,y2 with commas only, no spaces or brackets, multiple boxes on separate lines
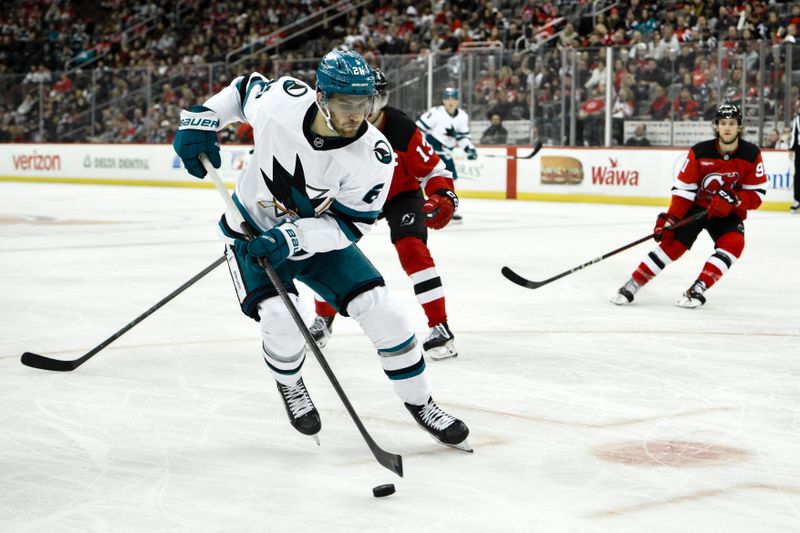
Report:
387,361,426,381
380,335,415,354
417,117,432,131
331,216,360,242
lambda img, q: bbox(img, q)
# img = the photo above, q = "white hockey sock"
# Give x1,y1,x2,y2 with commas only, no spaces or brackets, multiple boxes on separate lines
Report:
258,295,306,386
347,287,432,405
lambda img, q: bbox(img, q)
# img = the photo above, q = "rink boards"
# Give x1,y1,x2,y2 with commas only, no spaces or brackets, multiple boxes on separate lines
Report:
0,143,794,209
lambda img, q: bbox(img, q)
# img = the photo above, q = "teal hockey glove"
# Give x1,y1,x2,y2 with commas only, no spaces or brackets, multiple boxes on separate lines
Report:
466,146,478,160
246,223,303,268
173,105,221,178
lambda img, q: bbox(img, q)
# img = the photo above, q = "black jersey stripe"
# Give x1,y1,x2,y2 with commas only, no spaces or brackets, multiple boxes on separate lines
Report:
414,277,442,295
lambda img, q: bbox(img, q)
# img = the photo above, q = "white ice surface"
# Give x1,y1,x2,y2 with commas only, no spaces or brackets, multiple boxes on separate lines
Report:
1,182,799,532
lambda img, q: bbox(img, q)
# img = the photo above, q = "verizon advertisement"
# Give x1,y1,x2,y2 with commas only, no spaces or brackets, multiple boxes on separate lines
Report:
0,144,250,184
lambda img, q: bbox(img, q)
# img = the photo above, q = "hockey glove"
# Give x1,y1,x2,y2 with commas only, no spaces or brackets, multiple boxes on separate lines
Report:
707,188,739,219
246,223,303,268
466,146,478,160
173,105,221,178
423,189,459,230
653,212,679,244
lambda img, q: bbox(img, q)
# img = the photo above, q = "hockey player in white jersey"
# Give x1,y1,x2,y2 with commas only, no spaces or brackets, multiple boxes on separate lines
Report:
172,50,470,451
416,87,477,221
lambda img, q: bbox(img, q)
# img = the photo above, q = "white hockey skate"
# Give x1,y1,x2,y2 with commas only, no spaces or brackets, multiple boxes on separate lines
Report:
405,397,472,452
276,377,321,444
610,278,640,305
309,315,334,348
423,322,458,360
676,280,707,309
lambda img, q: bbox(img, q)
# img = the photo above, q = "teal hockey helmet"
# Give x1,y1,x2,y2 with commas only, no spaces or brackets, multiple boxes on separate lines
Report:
441,87,460,100
316,50,375,98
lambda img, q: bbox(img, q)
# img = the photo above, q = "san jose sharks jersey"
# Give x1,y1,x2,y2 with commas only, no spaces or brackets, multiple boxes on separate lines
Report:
204,73,395,259
416,105,475,156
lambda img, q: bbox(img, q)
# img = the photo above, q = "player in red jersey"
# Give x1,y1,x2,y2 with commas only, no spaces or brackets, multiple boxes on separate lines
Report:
611,103,768,308
309,69,460,359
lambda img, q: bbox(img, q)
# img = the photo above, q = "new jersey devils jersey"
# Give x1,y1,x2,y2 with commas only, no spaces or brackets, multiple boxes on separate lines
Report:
377,106,454,198
670,138,767,220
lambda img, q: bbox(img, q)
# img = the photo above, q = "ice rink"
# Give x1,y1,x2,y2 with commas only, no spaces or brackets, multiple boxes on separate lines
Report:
1,181,799,532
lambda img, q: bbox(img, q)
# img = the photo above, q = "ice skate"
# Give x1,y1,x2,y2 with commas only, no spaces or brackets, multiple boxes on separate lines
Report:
423,322,458,360
676,280,707,309
610,278,640,305
405,397,472,452
309,315,335,348
276,377,321,444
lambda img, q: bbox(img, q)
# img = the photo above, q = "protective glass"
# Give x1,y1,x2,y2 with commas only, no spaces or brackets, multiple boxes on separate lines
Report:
327,94,374,116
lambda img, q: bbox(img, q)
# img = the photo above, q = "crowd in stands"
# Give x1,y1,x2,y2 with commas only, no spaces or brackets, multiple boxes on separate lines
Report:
1,0,799,146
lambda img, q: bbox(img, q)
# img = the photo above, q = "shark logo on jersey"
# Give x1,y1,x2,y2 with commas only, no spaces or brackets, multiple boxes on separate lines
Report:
261,155,330,217
373,140,392,164
283,79,309,97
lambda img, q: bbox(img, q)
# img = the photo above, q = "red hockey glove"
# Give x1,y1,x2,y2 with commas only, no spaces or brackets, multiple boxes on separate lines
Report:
707,188,739,219
654,212,679,244
423,189,459,229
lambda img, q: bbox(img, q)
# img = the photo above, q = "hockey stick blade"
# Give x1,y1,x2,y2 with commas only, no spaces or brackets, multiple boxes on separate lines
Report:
501,266,545,288
501,210,708,290
20,255,226,372
21,352,81,371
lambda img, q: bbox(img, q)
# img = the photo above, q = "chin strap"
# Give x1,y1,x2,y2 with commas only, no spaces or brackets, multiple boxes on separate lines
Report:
315,90,340,135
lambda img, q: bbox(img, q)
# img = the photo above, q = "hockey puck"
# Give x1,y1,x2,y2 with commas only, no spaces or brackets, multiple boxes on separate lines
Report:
372,484,395,498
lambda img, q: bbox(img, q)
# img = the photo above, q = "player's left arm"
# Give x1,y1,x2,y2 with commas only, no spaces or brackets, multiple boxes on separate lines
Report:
737,151,768,210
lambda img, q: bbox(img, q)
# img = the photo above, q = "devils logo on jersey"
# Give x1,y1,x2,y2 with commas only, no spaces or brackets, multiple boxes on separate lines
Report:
699,171,739,201
261,155,330,218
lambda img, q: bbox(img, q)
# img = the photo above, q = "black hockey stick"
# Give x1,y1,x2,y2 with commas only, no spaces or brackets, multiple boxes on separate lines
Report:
201,156,404,478
484,140,543,160
502,209,708,289
21,255,226,371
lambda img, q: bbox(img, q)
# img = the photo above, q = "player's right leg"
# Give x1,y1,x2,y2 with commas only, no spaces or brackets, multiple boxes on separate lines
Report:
301,245,470,449
225,243,321,440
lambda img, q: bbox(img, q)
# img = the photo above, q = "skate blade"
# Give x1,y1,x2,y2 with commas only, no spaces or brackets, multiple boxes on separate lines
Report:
609,295,629,305
310,433,320,446
432,436,473,453
426,342,458,361
675,297,703,309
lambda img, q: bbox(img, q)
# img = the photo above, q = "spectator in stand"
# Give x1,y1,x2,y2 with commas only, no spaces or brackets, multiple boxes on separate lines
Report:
579,84,606,146
481,113,508,145
673,86,699,120
625,123,651,146
702,88,721,120
650,84,672,120
611,87,634,144
763,129,780,149
639,56,667,88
